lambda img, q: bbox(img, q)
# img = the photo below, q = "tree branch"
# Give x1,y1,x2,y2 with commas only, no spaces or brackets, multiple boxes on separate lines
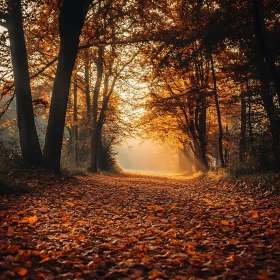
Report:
30,57,58,79
77,28,207,50
0,92,15,119
0,57,59,118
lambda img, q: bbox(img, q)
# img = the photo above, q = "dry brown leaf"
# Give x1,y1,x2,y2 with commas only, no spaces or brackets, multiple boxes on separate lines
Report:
17,267,28,276
227,255,234,261
220,220,229,226
39,257,50,264
7,227,14,233
149,270,166,279
38,207,48,213
21,215,38,224
6,245,20,254
65,201,75,207
75,236,86,241
252,210,259,219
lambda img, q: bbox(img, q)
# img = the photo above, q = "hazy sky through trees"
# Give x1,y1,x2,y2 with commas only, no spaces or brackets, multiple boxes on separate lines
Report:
116,137,180,173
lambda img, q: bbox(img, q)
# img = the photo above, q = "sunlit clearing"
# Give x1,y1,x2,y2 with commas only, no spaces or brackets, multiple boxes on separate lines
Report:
115,138,181,174
207,170,230,180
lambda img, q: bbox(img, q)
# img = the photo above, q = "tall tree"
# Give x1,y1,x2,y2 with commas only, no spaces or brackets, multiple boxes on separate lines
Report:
210,53,225,168
252,0,280,104
251,0,280,168
6,0,42,164
43,0,91,171
72,74,78,163
89,46,104,173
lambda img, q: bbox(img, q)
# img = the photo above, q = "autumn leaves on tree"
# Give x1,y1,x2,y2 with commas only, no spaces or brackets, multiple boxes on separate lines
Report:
0,0,279,172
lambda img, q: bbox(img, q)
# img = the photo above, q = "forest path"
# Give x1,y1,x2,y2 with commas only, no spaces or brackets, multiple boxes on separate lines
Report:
0,172,279,279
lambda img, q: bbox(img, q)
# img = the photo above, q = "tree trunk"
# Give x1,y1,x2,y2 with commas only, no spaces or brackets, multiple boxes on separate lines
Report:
43,0,90,172
7,0,42,165
198,106,209,171
210,53,225,167
193,55,209,172
259,70,280,169
189,118,208,172
97,133,109,170
252,0,280,169
91,128,100,172
73,75,78,163
224,125,229,164
97,72,118,130
66,126,72,155
194,103,209,171
239,90,247,162
252,0,280,105
84,49,91,118
89,47,104,173
248,92,256,156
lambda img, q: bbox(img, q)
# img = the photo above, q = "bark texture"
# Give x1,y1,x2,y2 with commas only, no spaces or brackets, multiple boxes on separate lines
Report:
8,0,42,165
43,0,90,171
210,53,225,167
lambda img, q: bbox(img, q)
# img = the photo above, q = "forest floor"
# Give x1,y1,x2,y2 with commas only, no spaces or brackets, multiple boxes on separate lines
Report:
0,172,280,279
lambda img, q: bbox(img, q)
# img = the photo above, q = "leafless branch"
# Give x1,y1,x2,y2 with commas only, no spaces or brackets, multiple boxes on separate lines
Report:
0,92,15,119
30,57,58,79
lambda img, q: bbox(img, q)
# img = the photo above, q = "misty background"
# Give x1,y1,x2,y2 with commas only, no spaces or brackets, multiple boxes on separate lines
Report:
115,138,179,173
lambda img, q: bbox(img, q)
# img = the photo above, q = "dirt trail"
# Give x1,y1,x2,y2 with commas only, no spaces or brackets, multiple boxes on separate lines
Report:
0,172,279,279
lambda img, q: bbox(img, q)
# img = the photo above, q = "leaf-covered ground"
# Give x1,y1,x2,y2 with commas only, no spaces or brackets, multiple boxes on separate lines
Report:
0,172,279,279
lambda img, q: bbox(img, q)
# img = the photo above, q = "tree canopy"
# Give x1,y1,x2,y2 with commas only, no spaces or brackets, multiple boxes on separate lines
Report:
0,0,279,173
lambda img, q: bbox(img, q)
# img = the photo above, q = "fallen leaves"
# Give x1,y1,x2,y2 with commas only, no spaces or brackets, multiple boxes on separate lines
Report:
39,257,50,264
38,207,48,213
148,205,164,211
65,201,75,207
7,227,14,233
5,245,20,254
252,210,259,218
0,173,279,279
204,198,211,204
20,215,38,224
220,220,230,226
149,269,167,279
16,267,27,276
